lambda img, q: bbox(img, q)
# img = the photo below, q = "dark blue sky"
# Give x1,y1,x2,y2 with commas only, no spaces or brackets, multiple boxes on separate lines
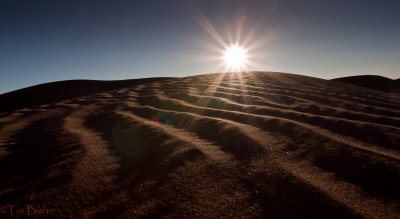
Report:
1,0,399,93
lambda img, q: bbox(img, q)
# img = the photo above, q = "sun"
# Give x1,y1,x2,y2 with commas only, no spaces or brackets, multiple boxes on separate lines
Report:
222,44,248,71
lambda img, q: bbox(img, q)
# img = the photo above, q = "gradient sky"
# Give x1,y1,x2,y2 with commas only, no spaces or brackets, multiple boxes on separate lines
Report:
1,0,399,94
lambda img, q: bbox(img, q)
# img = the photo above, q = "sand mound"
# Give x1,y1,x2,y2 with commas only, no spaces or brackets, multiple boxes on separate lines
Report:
333,75,400,94
0,72,399,218
0,78,172,113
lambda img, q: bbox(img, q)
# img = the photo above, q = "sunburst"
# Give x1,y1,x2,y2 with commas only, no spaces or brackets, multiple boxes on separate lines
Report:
222,44,248,71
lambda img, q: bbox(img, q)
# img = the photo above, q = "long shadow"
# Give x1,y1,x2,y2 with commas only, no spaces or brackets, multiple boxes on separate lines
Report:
0,111,84,205
136,93,400,201
84,106,205,218
125,105,265,160
242,168,363,219
165,90,400,149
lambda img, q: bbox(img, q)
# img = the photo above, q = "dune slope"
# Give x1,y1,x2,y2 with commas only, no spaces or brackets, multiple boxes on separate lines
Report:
0,78,172,113
0,72,399,218
332,75,400,93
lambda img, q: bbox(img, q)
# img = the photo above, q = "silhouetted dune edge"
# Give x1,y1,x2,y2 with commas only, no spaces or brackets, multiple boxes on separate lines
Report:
332,75,400,93
0,78,173,113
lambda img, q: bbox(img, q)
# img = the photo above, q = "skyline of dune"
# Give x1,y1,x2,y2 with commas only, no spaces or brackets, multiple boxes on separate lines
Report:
1,0,400,94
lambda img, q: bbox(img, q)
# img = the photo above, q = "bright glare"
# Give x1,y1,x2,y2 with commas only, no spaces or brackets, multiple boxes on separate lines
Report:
223,44,248,71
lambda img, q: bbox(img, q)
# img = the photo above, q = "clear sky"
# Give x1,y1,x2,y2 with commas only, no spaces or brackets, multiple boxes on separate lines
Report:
1,0,399,94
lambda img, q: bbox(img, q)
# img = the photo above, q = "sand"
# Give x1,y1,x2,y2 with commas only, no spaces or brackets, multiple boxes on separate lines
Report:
0,72,399,218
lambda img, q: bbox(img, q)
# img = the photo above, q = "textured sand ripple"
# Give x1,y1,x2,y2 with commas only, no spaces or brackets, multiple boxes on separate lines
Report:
0,72,399,218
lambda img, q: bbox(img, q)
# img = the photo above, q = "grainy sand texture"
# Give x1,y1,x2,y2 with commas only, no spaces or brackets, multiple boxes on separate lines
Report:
0,72,399,218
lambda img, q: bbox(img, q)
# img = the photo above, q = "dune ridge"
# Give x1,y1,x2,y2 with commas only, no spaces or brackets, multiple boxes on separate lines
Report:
0,72,399,218
332,75,400,94
0,78,173,113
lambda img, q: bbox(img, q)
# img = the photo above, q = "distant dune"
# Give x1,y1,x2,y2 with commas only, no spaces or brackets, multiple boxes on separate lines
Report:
332,75,400,93
0,72,399,218
0,78,172,113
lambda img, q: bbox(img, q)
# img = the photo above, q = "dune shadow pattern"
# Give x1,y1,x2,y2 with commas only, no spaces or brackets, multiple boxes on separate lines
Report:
0,72,399,218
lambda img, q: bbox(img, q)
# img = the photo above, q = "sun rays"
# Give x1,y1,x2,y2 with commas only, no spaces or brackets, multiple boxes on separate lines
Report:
164,2,275,122
185,2,279,74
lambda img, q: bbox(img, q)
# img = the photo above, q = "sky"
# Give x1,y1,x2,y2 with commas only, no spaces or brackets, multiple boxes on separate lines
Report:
0,0,399,94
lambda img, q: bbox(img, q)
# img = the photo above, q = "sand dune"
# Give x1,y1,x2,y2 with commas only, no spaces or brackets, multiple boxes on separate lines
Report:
333,75,400,94
0,72,399,218
0,78,172,113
